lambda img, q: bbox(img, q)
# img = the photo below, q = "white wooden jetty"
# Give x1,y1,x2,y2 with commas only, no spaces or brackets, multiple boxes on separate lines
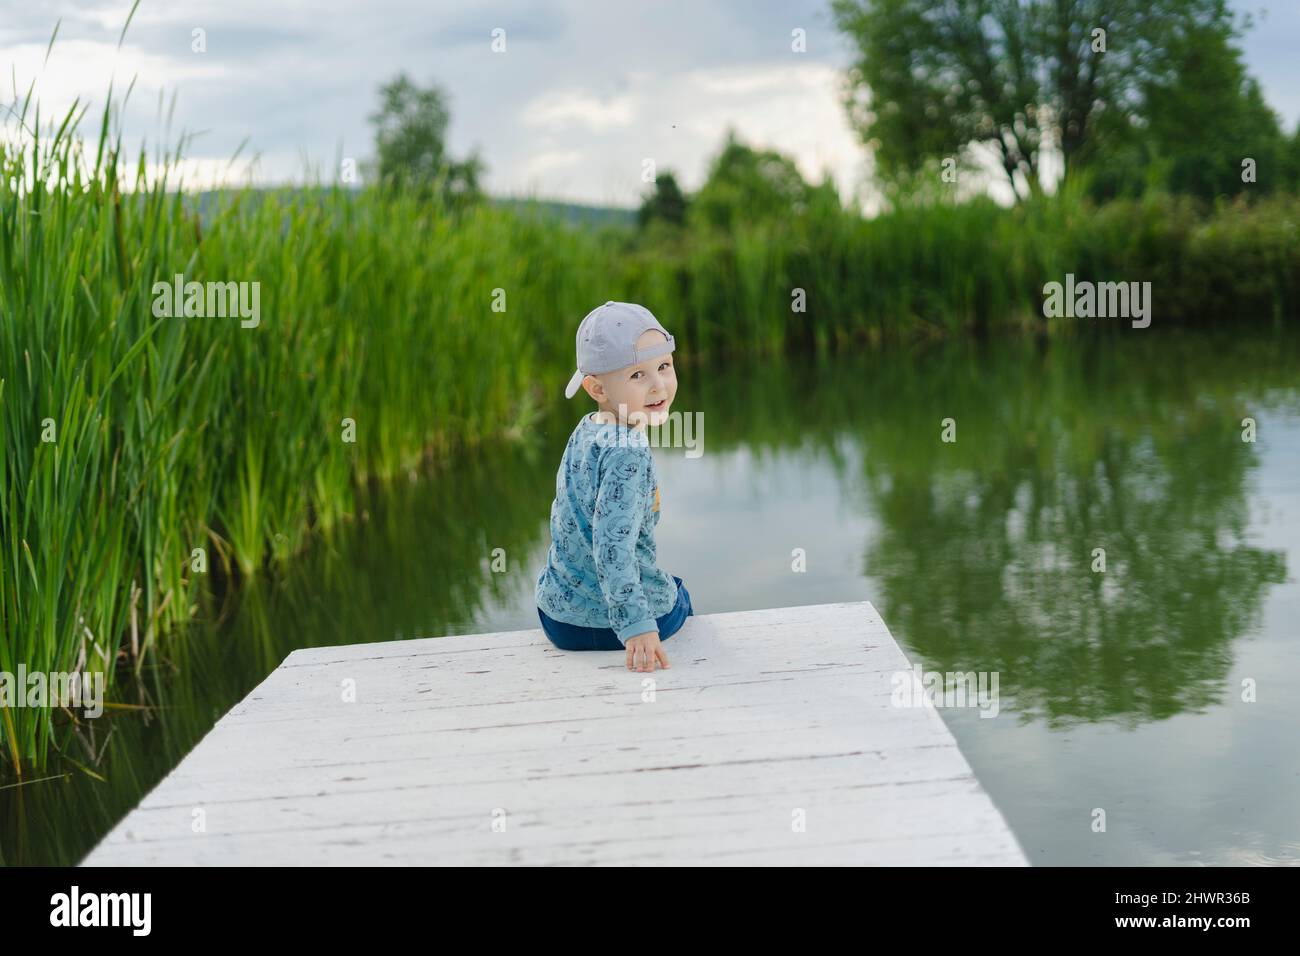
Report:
83,602,1027,866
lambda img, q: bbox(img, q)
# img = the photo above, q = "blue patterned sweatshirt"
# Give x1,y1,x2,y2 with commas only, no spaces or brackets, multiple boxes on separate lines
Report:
535,412,678,643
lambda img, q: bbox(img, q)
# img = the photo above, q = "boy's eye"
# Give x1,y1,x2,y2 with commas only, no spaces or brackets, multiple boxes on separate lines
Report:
632,362,671,380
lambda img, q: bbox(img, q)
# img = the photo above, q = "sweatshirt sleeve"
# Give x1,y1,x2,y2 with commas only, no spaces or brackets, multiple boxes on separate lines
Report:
592,445,657,644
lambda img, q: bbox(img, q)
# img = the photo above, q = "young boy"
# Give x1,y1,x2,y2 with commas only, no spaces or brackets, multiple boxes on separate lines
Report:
535,301,694,672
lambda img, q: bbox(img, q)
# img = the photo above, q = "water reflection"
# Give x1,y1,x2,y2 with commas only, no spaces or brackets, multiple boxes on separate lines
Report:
844,336,1292,727
681,329,1293,727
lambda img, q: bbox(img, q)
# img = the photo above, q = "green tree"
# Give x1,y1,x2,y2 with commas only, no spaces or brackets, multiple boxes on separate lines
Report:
1283,122,1300,193
1089,12,1288,200
637,171,689,229
690,129,838,230
368,72,484,207
831,0,1281,202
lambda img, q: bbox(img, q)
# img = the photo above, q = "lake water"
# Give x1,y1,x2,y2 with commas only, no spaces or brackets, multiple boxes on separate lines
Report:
4,326,1298,866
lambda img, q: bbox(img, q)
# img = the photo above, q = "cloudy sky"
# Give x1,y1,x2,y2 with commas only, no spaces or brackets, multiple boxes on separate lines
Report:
2,0,1297,209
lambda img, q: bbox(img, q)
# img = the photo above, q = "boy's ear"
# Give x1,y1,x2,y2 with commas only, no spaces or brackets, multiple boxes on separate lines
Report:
582,374,604,401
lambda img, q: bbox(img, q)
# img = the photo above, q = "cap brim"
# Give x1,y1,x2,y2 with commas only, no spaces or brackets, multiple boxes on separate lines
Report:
564,369,585,399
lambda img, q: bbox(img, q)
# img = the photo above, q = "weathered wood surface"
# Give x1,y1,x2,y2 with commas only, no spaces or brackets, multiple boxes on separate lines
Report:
83,601,1027,865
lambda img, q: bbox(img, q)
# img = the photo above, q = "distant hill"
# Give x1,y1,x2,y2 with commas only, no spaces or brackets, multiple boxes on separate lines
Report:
489,197,636,229
183,189,636,230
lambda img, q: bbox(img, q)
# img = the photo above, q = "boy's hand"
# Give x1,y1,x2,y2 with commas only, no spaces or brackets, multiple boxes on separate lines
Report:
625,631,670,672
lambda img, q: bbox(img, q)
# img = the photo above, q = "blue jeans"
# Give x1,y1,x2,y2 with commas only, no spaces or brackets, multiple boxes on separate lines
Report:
538,575,694,651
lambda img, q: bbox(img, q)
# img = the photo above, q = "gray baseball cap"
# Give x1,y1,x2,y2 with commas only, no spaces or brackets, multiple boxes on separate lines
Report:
564,301,675,399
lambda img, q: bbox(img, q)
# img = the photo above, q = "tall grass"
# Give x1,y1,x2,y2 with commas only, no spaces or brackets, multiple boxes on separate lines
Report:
0,94,612,775
621,180,1299,360
3,80,1298,774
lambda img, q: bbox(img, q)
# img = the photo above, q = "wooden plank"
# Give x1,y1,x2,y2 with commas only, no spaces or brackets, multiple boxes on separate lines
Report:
82,602,1027,865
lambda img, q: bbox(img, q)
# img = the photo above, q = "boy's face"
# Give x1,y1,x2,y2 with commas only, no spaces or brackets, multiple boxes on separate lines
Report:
583,329,677,428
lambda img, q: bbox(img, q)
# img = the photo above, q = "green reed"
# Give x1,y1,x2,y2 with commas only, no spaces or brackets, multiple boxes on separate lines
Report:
0,93,609,773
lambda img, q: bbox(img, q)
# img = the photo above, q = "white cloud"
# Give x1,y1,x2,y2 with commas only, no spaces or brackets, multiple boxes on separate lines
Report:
519,148,583,177
521,89,634,132
3,37,229,110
